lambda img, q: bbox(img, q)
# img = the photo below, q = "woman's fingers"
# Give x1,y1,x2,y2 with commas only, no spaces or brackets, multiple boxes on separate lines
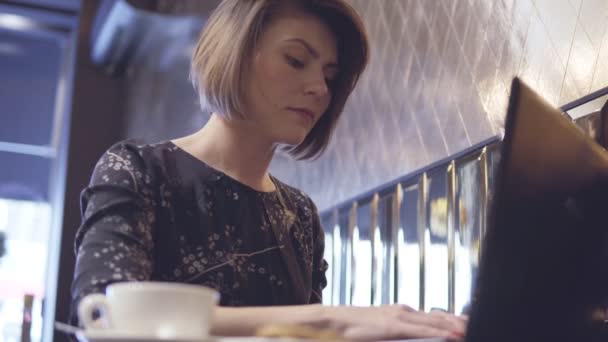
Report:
329,305,468,341
398,310,466,335
428,310,467,333
395,321,459,339
342,320,453,341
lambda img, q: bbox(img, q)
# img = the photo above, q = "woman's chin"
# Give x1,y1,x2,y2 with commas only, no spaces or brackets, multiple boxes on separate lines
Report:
277,135,307,147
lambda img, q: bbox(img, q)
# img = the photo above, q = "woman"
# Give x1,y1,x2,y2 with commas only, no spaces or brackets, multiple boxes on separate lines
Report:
71,0,466,340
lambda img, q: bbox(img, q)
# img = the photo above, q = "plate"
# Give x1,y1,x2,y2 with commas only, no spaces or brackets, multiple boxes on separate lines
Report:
75,330,216,342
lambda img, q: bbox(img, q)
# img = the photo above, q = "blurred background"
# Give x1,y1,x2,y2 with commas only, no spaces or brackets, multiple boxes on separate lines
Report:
1,0,608,341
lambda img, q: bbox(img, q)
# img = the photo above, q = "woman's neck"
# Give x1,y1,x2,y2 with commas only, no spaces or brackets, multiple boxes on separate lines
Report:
172,114,277,192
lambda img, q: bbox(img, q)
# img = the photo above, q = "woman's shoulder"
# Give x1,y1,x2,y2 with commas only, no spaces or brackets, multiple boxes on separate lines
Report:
95,139,187,171
88,140,157,187
89,139,180,188
100,139,175,161
97,139,228,193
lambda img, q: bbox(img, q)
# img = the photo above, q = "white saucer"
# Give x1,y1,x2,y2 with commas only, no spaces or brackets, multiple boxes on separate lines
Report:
75,330,216,342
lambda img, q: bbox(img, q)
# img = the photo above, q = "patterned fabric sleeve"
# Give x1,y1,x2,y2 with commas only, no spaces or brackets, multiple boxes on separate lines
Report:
308,199,329,304
70,142,157,326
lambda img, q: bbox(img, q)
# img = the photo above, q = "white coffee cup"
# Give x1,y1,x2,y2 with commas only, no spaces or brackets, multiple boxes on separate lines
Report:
77,281,219,339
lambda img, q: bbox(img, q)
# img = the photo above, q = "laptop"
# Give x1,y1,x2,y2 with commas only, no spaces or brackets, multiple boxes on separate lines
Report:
460,78,608,342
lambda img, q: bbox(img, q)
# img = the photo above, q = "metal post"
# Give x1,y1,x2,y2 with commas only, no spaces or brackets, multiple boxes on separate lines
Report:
417,173,428,311
370,194,379,305
347,203,357,305
447,161,457,314
391,184,402,304
478,148,489,258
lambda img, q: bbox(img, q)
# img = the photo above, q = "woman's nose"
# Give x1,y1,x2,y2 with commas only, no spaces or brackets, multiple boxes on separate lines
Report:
305,73,330,98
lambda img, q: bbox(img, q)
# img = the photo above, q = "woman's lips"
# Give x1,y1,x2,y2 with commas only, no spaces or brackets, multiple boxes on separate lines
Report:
288,107,315,122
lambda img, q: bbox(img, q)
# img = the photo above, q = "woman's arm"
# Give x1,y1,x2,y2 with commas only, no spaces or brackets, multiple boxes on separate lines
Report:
309,199,328,303
212,304,466,340
211,304,325,336
70,142,157,326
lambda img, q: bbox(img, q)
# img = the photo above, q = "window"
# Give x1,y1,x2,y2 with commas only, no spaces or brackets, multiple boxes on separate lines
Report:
0,8,76,340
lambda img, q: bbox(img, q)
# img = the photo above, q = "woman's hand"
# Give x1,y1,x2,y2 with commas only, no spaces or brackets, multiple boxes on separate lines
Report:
320,304,467,341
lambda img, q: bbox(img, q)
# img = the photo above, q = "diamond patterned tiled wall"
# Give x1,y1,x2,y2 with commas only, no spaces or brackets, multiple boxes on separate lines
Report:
270,0,608,210
125,0,608,211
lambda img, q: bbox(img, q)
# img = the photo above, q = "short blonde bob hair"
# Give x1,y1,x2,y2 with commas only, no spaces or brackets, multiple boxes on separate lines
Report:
190,0,369,160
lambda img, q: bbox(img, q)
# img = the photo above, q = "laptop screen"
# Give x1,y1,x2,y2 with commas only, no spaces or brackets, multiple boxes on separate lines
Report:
465,78,608,342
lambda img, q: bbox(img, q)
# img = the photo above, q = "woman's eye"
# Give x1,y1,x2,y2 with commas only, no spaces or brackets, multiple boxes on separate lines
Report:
286,55,305,68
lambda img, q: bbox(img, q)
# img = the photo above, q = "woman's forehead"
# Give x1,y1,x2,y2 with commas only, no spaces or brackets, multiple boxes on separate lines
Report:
260,8,338,60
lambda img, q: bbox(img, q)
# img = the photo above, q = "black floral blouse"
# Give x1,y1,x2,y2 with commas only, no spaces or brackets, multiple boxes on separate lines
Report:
70,140,328,325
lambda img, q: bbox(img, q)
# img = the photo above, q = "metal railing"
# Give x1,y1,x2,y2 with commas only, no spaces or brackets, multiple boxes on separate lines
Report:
319,85,608,312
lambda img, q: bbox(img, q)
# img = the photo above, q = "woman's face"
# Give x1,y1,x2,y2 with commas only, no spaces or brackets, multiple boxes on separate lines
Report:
244,6,338,147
